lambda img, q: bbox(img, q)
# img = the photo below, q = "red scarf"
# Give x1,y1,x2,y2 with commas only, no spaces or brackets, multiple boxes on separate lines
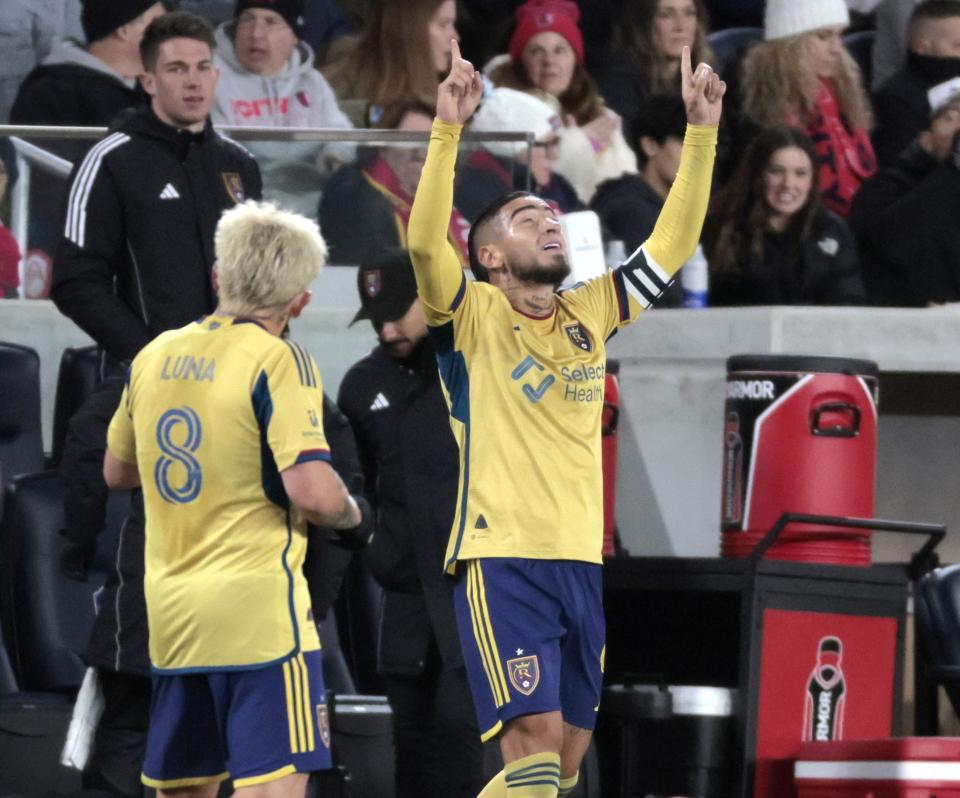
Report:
802,79,877,218
363,156,471,264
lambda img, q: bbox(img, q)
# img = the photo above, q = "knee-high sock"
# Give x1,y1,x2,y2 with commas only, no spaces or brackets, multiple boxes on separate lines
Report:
477,752,562,798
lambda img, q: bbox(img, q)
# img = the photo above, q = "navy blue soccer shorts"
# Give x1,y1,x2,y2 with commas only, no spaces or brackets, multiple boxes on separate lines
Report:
142,649,331,789
453,558,605,741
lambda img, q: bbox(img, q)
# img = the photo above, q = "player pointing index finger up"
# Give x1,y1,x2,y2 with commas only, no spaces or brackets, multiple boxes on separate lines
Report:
407,39,723,798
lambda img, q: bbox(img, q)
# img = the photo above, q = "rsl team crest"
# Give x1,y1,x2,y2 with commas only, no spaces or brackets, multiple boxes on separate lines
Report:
222,172,245,203
507,655,540,696
363,268,383,299
564,322,592,352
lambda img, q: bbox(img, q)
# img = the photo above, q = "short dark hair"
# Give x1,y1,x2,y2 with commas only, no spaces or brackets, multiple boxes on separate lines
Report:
632,94,687,166
910,0,960,31
140,11,215,71
467,190,540,282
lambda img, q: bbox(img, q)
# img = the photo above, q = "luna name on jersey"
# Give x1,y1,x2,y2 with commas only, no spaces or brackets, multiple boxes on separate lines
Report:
561,363,604,402
160,355,215,382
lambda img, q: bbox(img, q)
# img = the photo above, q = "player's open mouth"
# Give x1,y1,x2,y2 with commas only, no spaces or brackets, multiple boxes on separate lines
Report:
542,242,562,251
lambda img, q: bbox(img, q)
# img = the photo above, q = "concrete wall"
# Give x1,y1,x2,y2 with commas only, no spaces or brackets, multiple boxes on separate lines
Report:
5,298,959,565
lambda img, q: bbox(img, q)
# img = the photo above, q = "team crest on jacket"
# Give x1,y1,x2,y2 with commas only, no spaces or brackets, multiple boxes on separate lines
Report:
564,322,592,352
507,655,540,696
222,172,245,203
316,703,331,748
363,269,382,298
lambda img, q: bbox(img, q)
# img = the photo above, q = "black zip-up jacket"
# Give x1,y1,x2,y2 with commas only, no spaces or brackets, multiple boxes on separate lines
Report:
51,106,262,367
337,340,463,674
872,51,960,167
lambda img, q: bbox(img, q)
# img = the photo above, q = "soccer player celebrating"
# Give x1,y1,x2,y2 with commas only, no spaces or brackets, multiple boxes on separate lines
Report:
407,41,724,798
103,201,370,798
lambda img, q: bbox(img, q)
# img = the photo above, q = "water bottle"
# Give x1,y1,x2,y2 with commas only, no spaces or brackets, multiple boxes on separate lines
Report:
604,239,626,270
681,244,709,308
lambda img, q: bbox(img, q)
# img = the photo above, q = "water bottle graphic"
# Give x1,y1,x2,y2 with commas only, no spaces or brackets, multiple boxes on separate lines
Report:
721,411,744,527
681,243,709,308
802,636,846,742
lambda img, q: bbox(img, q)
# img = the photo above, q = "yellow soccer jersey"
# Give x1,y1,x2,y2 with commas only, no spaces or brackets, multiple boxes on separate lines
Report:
107,316,329,672
408,119,716,571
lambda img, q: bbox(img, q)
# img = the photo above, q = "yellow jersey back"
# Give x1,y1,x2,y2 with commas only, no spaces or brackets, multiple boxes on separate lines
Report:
107,316,328,672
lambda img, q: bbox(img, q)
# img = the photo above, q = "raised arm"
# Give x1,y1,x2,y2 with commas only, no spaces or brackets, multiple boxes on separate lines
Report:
407,40,484,319
642,47,725,276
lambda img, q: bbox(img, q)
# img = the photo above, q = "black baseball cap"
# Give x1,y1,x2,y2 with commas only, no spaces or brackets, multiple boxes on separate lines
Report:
350,248,419,326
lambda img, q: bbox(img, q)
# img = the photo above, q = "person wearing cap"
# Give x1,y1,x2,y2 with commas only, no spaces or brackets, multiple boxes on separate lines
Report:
872,0,960,167
410,40,723,798
739,0,876,218
210,0,353,215
10,0,166,127
50,13,262,797
337,249,488,798
486,0,637,204
850,90,960,304
458,87,582,221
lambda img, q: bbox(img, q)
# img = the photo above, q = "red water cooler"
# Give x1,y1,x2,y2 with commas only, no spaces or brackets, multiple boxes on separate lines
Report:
720,355,879,565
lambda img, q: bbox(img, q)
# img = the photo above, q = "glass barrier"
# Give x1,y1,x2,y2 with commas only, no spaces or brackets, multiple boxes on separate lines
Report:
0,125,535,299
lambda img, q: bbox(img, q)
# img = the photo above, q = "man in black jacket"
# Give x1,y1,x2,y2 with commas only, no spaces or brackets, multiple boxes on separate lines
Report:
51,12,261,797
338,249,487,798
872,0,960,166
851,94,960,305
590,94,687,306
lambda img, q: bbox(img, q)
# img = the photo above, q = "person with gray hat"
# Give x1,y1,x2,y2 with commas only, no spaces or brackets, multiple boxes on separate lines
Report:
337,248,489,798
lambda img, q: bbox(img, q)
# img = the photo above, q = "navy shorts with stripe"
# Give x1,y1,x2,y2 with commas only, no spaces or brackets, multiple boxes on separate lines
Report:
142,650,331,789
453,558,605,741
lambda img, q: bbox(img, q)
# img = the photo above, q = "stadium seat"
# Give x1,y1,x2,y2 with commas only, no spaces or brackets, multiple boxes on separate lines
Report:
706,26,763,81
915,564,960,720
843,29,875,89
0,343,44,485
0,471,126,692
50,344,102,469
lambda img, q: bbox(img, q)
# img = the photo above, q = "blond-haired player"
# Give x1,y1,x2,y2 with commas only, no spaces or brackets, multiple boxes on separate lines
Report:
104,200,370,798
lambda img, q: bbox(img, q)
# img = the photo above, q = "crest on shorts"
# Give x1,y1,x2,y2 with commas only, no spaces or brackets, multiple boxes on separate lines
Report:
564,322,592,352
222,172,245,203
316,703,331,748
507,655,540,696
363,269,383,298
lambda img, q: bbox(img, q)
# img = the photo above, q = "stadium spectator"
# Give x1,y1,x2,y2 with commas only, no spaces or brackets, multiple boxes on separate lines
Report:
872,0,960,165
872,0,923,90
409,41,722,798
487,0,638,203
0,147,20,298
10,0,165,126
211,0,353,213
319,101,471,265
339,249,487,798
703,125,865,305
591,0,716,149
323,0,458,126
850,91,960,304
52,13,261,796
103,198,371,796
459,87,583,220
590,93,689,307
740,0,877,217
0,0,82,121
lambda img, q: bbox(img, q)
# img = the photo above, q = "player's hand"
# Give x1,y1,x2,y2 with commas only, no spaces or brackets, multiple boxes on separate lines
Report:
437,39,484,126
681,45,725,127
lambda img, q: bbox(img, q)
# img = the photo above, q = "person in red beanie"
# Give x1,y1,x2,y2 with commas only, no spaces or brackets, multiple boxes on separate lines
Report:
486,0,637,204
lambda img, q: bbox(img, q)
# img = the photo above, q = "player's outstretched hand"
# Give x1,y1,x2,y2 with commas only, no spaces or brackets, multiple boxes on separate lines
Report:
681,45,725,127
437,39,484,126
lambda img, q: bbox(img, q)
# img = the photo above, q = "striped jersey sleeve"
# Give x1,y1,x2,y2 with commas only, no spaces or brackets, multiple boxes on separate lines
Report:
63,132,131,248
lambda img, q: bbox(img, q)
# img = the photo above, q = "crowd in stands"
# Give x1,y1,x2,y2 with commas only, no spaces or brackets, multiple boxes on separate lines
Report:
1,0,959,308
